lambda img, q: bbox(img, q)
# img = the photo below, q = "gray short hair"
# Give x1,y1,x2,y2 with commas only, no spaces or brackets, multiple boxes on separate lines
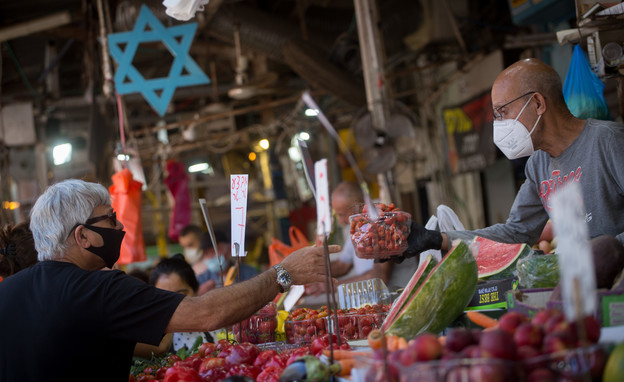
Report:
30,179,111,261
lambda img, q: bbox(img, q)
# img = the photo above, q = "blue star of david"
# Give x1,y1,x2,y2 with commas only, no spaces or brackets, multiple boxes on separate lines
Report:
107,5,210,116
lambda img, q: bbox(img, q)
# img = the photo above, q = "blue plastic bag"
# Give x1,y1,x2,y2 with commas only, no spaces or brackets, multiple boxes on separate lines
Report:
563,45,611,120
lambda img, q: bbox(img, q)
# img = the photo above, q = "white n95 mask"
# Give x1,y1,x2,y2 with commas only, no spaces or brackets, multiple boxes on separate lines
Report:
493,94,541,160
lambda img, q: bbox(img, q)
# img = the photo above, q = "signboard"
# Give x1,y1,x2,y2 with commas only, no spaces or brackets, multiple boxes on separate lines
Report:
443,92,495,174
230,174,248,257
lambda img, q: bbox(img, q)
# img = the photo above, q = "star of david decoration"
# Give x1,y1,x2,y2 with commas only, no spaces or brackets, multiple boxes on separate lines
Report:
107,5,210,116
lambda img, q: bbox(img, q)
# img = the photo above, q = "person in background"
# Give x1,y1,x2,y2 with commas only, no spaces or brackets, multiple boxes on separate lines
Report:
305,181,389,296
194,231,259,295
0,179,338,382
178,224,204,265
393,58,624,263
134,254,213,358
0,222,38,280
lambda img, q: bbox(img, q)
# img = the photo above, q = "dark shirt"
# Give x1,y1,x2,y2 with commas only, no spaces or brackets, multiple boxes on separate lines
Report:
0,261,184,382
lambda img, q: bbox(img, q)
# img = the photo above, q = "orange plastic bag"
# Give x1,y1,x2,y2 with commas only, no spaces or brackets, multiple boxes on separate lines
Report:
109,168,147,265
268,226,309,266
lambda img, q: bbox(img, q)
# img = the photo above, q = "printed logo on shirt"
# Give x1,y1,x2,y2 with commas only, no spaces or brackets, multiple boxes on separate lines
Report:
539,167,582,212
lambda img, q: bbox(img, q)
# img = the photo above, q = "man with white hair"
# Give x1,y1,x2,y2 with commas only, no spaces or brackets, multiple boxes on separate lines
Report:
0,179,338,381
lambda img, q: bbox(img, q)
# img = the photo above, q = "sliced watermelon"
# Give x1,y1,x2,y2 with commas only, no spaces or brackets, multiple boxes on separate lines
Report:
471,236,532,279
383,240,477,339
382,254,437,331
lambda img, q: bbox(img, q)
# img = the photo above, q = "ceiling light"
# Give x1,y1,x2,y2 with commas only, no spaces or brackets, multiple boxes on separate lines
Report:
298,132,310,141
288,146,301,162
259,139,270,150
248,152,257,161
116,154,130,161
304,108,319,117
52,143,72,166
188,162,213,174
2,201,20,210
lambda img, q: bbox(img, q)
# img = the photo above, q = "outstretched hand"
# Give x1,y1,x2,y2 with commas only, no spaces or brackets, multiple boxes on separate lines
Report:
280,245,341,286
377,221,442,263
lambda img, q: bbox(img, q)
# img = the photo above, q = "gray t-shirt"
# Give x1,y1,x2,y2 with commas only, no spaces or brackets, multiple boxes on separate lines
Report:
447,119,624,246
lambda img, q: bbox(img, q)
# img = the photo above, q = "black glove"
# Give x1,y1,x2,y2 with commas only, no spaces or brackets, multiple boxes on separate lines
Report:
403,221,442,258
376,221,442,264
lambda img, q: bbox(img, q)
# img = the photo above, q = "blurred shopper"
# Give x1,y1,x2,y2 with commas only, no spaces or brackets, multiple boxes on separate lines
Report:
0,222,38,279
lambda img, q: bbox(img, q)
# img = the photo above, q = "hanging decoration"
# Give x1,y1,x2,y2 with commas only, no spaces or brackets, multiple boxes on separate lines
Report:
107,5,210,116
109,168,147,265
165,160,191,242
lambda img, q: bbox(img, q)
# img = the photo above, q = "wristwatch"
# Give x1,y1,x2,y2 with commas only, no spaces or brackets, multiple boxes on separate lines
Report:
273,264,292,293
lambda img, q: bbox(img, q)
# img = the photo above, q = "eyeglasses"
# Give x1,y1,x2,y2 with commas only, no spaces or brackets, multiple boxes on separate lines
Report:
67,211,117,240
493,91,536,121
85,211,117,227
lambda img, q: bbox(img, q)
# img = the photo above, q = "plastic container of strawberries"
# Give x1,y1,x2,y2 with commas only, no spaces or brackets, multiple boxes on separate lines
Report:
349,211,411,259
231,302,277,344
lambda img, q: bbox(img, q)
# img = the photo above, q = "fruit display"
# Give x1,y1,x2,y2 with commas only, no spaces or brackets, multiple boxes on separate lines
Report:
516,252,560,288
349,203,411,259
231,303,278,344
284,304,389,344
364,309,609,382
470,236,533,279
382,239,478,340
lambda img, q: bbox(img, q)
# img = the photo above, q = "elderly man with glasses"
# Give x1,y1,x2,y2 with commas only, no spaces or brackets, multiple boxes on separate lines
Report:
0,179,339,382
391,58,624,261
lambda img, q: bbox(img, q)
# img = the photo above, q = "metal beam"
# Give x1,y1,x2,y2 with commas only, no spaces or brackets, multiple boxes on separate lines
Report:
0,11,72,42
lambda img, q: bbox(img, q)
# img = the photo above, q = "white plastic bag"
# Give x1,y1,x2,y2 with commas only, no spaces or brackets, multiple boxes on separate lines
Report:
418,205,465,265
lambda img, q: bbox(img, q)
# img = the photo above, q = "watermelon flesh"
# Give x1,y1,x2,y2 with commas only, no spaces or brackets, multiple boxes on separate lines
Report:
382,254,437,331
384,240,478,339
471,236,532,279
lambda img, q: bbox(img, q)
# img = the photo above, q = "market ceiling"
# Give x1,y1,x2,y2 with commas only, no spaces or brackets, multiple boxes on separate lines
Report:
0,0,518,170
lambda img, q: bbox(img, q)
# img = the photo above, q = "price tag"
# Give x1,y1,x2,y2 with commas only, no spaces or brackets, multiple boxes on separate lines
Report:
551,182,597,321
315,159,331,235
283,285,306,312
230,174,249,257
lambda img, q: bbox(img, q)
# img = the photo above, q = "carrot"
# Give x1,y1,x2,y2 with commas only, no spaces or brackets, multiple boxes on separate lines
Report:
466,310,499,329
367,329,385,351
386,335,407,352
321,349,372,359
337,358,356,376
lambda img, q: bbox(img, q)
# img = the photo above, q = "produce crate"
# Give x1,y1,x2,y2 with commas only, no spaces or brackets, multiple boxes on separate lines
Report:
466,277,517,310
284,311,387,344
506,288,554,319
548,288,624,327
352,345,607,382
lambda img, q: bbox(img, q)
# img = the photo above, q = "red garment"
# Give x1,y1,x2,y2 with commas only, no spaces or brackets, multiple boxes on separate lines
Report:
165,160,191,242
109,168,147,264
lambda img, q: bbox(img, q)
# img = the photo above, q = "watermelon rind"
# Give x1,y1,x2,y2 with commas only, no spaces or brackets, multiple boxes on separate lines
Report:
385,240,478,339
381,254,437,332
472,236,532,279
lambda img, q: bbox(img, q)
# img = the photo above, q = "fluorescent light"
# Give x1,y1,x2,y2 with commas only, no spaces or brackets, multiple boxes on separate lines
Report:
304,108,319,117
288,146,301,162
188,162,213,174
298,131,310,140
259,139,270,150
53,143,72,165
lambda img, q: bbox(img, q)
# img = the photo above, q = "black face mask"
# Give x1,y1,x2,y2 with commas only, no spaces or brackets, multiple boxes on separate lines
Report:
83,225,126,268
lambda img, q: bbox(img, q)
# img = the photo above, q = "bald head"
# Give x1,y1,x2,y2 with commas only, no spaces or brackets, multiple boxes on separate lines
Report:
331,181,363,225
493,58,568,111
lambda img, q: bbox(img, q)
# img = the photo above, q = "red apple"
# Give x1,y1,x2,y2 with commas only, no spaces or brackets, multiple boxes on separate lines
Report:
514,322,544,348
480,329,517,360
499,311,529,335
517,345,542,361
404,333,443,362
469,363,507,382
527,368,556,382
542,332,573,354
445,328,476,353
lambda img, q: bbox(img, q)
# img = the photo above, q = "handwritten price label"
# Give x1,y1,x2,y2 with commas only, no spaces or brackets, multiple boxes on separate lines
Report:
230,174,249,257
551,182,596,321
315,159,331,235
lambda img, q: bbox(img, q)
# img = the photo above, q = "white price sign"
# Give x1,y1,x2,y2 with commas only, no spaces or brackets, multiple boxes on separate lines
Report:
315,159,331,235
551,182,597,321
230,174,249,257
